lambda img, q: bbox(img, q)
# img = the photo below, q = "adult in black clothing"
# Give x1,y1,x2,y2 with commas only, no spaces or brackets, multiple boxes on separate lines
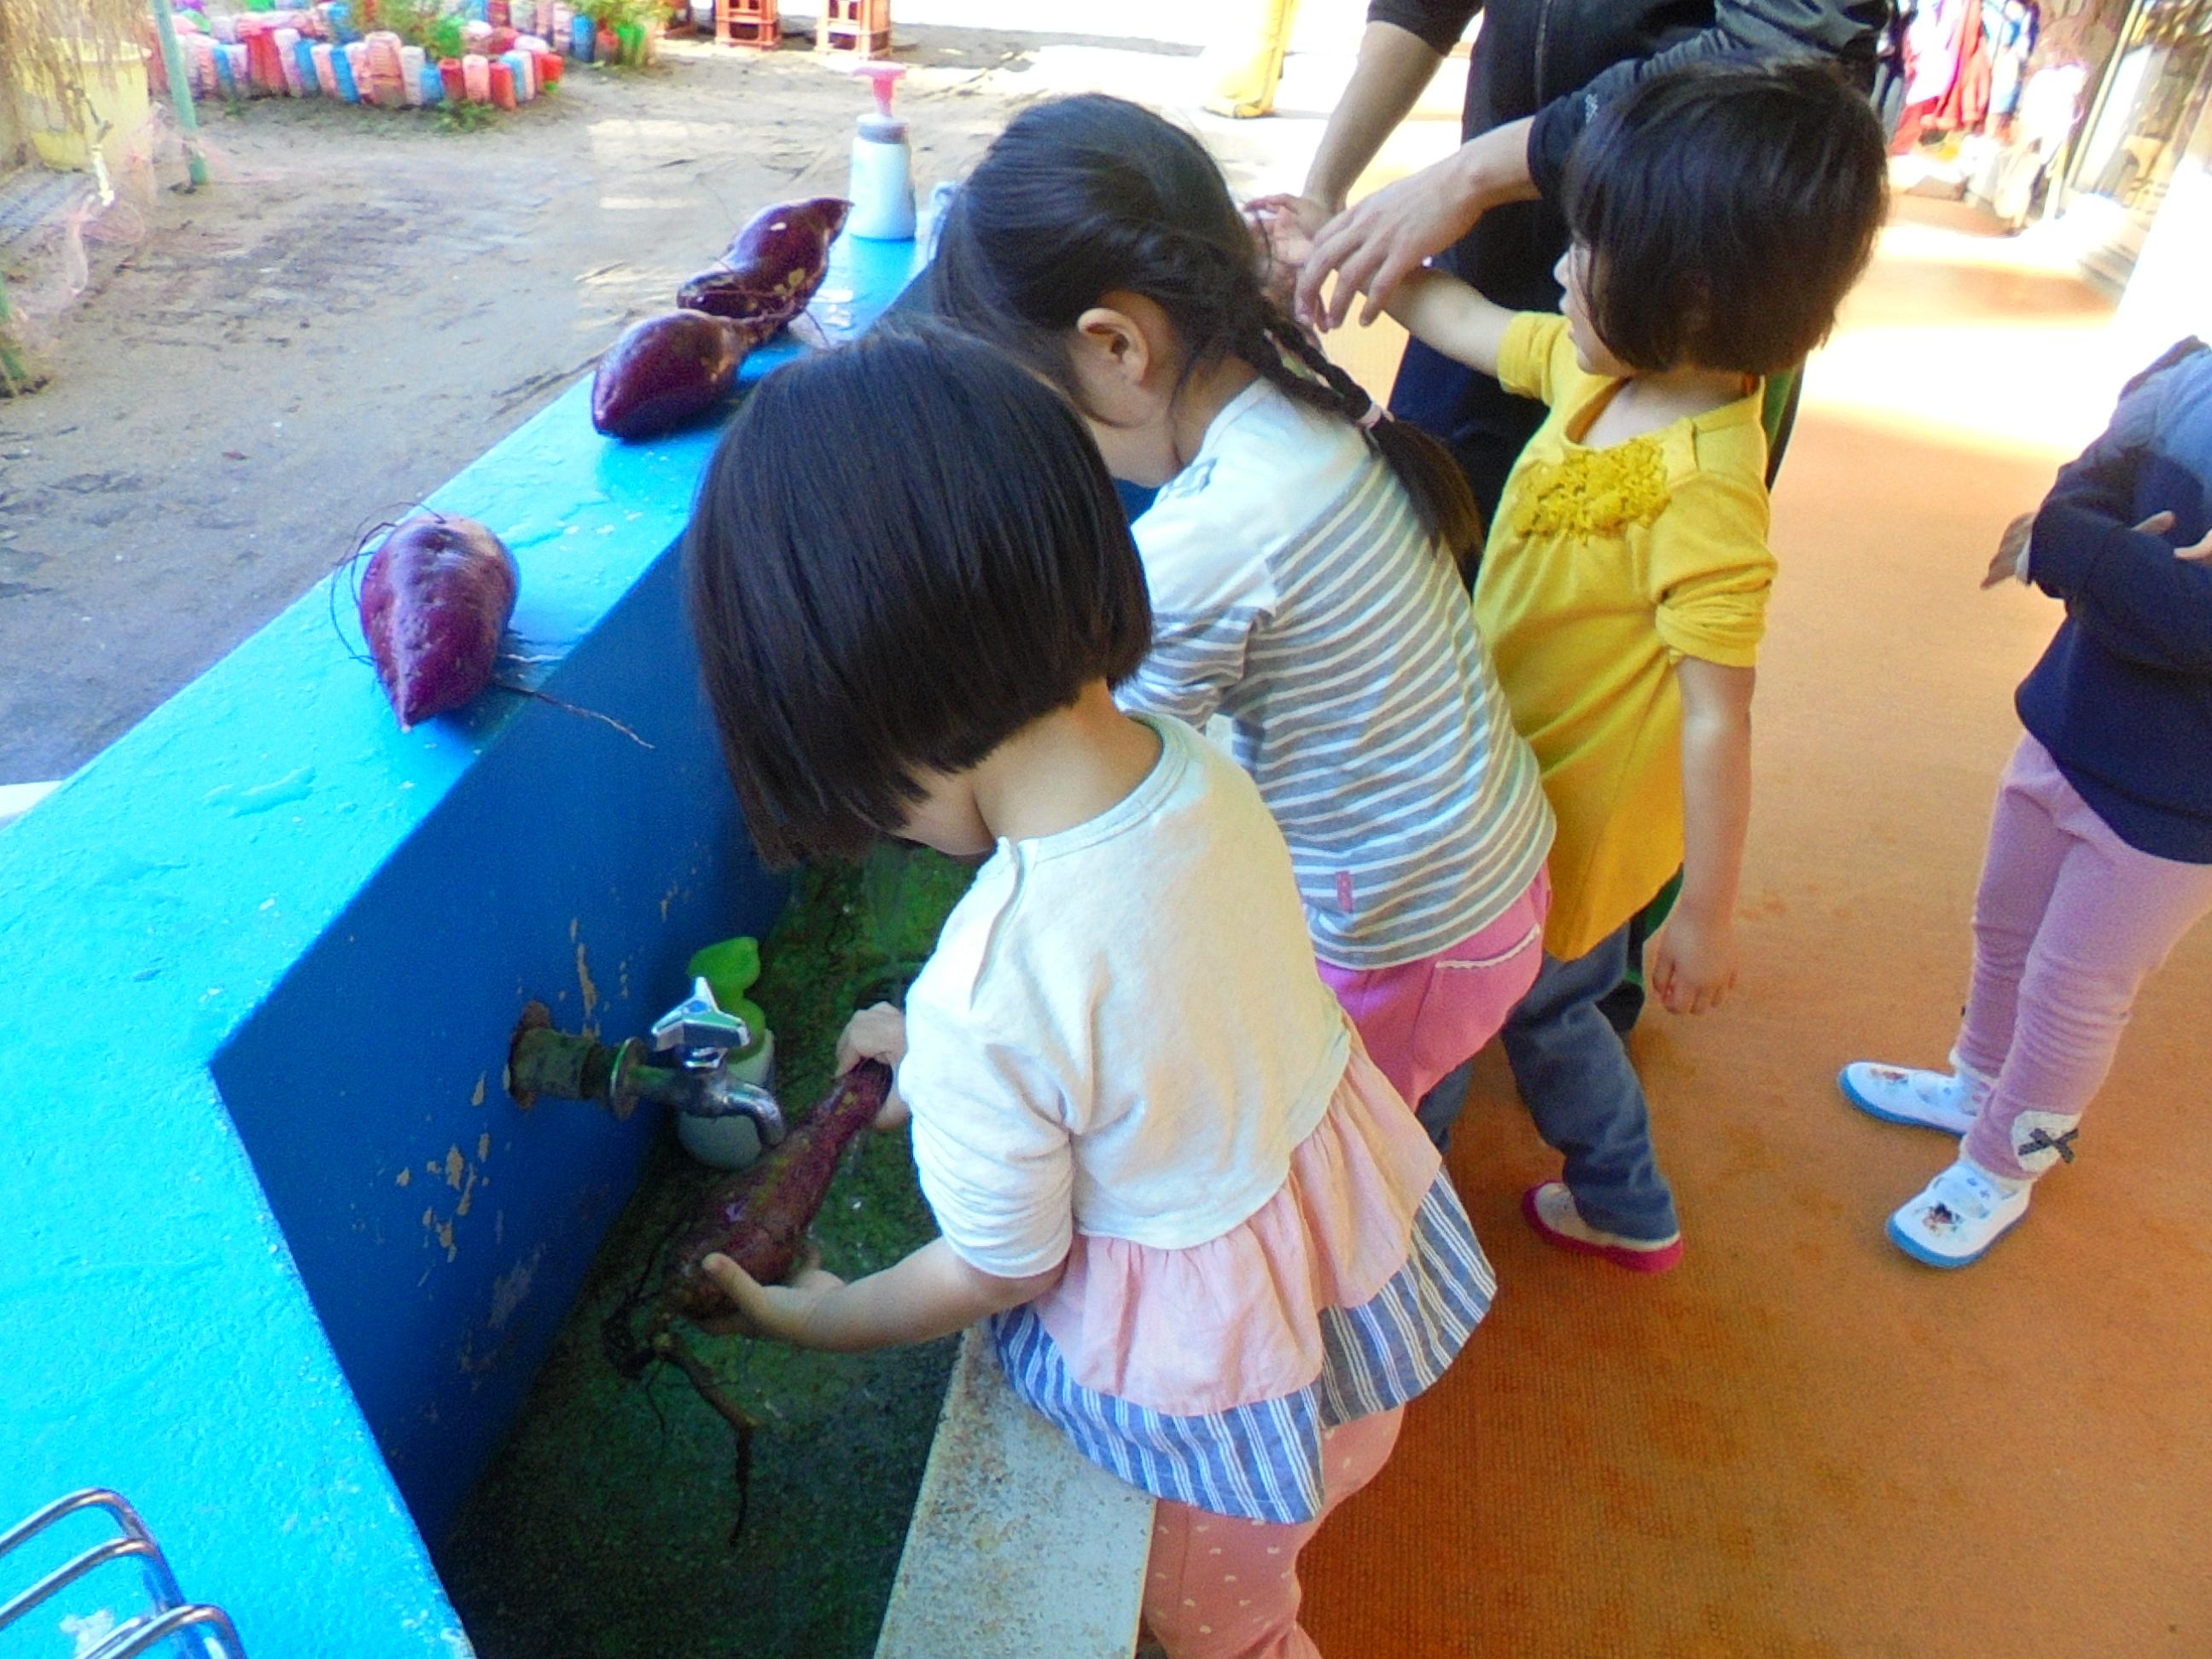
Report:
1289,0,1888,521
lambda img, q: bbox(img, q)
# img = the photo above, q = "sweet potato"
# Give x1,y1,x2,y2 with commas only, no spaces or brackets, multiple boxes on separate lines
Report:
676,196,850,342
591,311,750,440
602,1059,889,1540
357,514,518,730
667,1060,889,1318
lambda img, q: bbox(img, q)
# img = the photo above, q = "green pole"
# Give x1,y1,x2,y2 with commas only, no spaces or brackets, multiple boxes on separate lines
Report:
147,0,210,190
0,268,32,393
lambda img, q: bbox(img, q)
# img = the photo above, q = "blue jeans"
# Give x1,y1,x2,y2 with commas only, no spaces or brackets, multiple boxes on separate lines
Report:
1418,923,1679,1243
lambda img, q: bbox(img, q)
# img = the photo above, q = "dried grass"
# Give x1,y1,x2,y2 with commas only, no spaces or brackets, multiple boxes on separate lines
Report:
0,0,147,160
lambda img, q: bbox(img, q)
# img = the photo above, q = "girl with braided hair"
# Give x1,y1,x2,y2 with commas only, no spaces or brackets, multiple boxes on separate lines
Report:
931,94,1556,1136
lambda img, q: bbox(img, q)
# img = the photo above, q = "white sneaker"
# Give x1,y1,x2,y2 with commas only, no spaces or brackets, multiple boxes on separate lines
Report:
1522,1181,1684,1273
1888,1158,2030,1267
1838,1059,1982,1134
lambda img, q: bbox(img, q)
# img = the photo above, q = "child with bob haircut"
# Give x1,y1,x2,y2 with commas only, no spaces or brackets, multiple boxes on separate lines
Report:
928,93,1557,1127
1269,59,1889,1270
685,327,1496,1659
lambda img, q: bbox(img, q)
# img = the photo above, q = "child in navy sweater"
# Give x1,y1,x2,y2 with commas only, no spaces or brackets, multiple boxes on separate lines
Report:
1841,340,2212,1266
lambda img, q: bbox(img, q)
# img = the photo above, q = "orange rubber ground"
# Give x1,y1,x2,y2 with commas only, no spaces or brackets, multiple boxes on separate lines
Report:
1300,201,2212,1657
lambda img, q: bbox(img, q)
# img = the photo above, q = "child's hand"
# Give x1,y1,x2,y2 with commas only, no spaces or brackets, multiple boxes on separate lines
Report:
2120,510,2212,562
696,1245,847,1345
837,1002,911,1130
1244,194,1330,317
1648,911,1739,1016
1983,512,2037,588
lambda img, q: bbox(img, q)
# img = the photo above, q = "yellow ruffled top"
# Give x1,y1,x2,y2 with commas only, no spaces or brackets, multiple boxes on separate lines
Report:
1509,437,1673,540
1475,312,1775,960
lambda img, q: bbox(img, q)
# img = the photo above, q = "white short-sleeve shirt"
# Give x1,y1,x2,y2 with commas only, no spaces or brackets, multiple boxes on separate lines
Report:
899,716,1351,1278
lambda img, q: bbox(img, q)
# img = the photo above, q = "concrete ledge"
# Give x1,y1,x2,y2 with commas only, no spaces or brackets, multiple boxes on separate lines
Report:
876,1330,1152,1659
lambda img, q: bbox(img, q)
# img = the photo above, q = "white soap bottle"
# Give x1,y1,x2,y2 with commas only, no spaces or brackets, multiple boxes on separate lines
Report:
847,64,917,242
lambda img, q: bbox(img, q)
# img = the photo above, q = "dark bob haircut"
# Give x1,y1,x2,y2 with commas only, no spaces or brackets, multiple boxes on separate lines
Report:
1563,58,1889,377
684,326,1152,867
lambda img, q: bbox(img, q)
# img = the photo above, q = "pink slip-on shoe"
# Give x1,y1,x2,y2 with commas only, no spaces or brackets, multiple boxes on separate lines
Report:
1522,1181,1685,1274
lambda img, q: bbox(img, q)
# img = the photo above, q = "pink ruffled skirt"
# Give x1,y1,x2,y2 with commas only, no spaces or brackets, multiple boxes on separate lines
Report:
992,1041,1493,1523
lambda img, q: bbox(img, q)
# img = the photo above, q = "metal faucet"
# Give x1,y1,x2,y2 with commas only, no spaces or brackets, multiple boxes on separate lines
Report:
506,978,786,1149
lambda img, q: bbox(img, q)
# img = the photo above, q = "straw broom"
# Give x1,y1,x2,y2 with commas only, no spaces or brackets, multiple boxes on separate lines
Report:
0,0,145,393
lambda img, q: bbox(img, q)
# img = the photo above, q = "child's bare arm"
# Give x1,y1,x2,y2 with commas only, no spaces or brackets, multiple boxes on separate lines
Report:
1382,268,1517,379
700,1235,1062,1352
1650,659,1755,1016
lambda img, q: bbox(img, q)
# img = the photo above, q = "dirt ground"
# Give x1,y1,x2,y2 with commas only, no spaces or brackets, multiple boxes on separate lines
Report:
0,0,1438,787
0,30,1109,783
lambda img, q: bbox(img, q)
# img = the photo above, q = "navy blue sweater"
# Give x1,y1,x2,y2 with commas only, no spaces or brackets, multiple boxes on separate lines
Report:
2018,342,2212,863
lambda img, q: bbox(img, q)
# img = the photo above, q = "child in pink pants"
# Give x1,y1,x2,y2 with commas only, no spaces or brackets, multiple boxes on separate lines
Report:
1842,340,2212,1266
926,95,1557,1140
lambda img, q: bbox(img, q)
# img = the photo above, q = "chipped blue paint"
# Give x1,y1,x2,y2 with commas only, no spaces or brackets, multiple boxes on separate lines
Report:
0,236,920,1656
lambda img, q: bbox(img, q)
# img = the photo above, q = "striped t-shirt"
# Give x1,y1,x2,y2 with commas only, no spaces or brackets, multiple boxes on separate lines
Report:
1118,378,1553,972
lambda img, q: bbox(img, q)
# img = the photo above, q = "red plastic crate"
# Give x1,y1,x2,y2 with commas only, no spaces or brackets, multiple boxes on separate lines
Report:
815,0,889,57
716,0,779,49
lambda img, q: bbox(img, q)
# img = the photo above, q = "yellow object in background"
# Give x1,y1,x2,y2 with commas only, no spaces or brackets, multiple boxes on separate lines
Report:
1199,0,1298,119
21,38,150,173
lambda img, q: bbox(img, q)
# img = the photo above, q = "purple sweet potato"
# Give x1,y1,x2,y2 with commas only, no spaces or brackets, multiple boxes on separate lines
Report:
357,514,518,730
591,311,751,440
667,1060,889,1319
602,1057,889,1540
675,195,850,341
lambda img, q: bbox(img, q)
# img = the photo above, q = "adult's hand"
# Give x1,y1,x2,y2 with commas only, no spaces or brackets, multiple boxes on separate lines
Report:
1296,160,1485,331
1295,117,1538,331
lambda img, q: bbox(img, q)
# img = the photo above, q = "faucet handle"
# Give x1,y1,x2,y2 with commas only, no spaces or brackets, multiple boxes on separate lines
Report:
650,977,752,1062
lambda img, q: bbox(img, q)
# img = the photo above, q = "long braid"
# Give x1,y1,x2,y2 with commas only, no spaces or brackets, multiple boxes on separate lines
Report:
1254,304,1379,428
1237,300,1484,571
928,93,1483,567
1095,205,1485,573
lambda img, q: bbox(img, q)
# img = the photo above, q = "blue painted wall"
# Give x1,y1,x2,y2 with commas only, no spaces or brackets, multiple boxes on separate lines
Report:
0,236,919,1655
208,546,769,1543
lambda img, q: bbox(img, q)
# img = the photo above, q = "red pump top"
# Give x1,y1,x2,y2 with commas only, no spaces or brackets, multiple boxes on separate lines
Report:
852,61,905,119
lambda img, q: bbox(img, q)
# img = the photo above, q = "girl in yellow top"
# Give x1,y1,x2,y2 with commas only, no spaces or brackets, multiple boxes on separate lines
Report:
1277,59,1888,1268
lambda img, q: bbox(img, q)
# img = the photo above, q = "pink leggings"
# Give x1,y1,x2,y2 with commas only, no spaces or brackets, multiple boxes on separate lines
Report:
1142,1406,1403,1659
1318,872,1550,1111
1955,736,2212,1179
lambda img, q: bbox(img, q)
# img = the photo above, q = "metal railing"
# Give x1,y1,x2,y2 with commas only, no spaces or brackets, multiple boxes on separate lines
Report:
0,1489,243,1658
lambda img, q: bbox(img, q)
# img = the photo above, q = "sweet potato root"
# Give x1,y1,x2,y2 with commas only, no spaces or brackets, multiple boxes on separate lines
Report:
604,1059,889,1540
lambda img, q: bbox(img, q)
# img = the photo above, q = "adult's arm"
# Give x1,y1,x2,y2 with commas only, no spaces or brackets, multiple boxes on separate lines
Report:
1298,115,1537,328
1523,0,1889,198
1302,17,1466,212
1295,3,1536,328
